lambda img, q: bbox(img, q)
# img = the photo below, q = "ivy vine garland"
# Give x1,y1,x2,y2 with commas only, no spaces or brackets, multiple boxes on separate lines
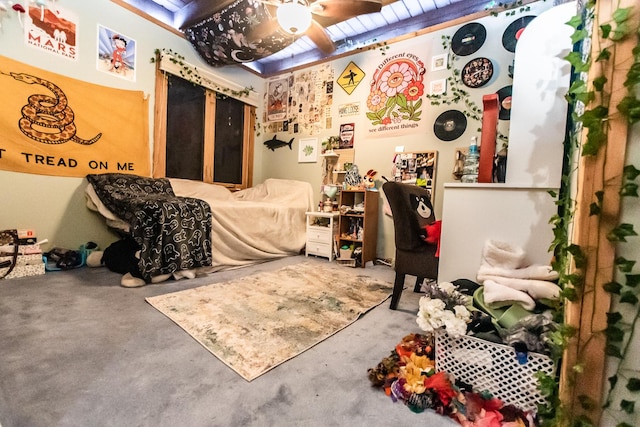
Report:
150,48,254,99
542,1,640,426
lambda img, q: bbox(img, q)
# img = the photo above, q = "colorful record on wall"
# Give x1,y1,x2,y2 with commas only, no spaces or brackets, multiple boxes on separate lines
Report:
451,23,486,56
502,16,536,52
461,57,494,88
496,86,513,120
434,110,467,141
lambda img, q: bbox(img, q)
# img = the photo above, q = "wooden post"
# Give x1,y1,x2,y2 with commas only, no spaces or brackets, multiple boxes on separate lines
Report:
560,1,637,423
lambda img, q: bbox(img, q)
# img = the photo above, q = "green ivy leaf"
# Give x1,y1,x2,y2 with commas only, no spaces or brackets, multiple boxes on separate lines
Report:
606,325,625,342
568,244,587,269
565,15,583,29
578,394,597,410
616,257,637,273
607,223,638,242
617,95,640,124
571,28,589,44
567,273,584,288
617,422,634,427
603,281,623,294
620,290,638,305
561,286,578,301
620,399,635,414
565,51,589,72
626,378,640,392
624,63,640,88
592,75,608,91
626,274,640,288
534,371,558,396
610,22,630,41
607,312,623,324
606,343,623,358
623,165,640,180
612,7,632,23
620,182,639,197
609,374,619,390
601,23,612,39
596,48,612,62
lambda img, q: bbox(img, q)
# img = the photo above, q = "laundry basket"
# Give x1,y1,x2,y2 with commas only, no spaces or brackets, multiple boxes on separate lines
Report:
435,331,556,412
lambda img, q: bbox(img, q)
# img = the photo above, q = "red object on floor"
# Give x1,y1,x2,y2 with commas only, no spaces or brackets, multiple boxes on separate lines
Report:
478,94,499,183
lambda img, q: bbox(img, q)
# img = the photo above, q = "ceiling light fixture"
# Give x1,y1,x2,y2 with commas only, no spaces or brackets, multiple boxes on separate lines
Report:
276,0,312,35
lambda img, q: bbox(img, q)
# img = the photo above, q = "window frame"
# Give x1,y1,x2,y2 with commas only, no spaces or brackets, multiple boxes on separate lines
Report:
152,53,256,190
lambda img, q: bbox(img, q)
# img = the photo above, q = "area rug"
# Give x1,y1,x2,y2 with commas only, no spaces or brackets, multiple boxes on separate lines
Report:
145,262,393,381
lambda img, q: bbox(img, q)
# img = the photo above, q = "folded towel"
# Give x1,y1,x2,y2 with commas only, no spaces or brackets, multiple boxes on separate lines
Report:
482,280,536,311
482,240,526,269
478,275,561,301
477,264,559,281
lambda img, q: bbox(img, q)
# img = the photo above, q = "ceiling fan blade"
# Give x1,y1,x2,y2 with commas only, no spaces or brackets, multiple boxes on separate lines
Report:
310,0,382,19
246,17,281,42
306,20,336,54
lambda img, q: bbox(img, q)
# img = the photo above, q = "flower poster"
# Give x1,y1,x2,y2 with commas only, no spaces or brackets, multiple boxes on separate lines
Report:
97,25,137,82
365,50,429,138
25,4,78,61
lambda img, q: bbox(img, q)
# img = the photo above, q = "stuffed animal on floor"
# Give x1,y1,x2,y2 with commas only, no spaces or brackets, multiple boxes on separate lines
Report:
87,237,197,287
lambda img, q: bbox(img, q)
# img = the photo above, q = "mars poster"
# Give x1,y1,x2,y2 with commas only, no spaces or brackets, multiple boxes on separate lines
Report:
25,4,78,61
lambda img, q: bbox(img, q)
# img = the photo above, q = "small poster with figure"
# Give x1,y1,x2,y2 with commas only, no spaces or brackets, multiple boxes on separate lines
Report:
97,25,136,81
339,123,355,149
267,77,288,122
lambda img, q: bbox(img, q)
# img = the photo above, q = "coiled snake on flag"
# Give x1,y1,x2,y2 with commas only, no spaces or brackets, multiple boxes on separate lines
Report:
10,72,102,145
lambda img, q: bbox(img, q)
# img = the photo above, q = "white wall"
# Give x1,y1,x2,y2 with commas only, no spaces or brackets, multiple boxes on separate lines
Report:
0,0,263,250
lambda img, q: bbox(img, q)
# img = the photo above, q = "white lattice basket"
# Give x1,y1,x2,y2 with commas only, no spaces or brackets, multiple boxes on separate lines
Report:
435,331,556,412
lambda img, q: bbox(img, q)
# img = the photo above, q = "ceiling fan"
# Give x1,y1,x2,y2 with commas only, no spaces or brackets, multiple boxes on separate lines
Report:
247,0,383,54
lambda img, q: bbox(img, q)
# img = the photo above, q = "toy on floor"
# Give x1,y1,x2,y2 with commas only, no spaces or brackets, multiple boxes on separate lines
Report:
87,237,198,287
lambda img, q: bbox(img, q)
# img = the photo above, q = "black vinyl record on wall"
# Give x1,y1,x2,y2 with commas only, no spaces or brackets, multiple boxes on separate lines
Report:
502,16,536,52
434,110,467,141
496,86,513,120
451,23,487,56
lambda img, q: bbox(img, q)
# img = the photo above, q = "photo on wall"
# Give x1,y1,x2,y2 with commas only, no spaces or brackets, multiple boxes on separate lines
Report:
97,25,136,81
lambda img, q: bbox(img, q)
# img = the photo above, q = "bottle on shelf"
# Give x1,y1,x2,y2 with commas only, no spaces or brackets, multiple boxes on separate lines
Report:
461,136,480,183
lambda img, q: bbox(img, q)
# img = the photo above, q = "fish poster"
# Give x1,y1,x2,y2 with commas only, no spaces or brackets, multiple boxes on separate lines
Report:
25,4,78,61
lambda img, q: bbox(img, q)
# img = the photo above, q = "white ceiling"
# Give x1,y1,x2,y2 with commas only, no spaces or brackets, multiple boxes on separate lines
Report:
121,0,507,75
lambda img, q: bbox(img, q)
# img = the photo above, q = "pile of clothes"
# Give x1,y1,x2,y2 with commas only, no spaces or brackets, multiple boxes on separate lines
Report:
455,240,562,358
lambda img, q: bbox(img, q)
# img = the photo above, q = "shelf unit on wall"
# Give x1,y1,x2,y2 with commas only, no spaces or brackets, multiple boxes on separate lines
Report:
337,189,379,268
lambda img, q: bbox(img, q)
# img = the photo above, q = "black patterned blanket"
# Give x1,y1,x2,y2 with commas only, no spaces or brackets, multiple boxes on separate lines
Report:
86,173,212,281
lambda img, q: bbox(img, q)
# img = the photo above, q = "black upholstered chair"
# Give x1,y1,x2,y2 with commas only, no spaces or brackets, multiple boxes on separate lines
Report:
382,182,439,310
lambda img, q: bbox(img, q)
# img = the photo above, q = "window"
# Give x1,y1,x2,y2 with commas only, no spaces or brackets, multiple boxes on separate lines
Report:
153,56,255,190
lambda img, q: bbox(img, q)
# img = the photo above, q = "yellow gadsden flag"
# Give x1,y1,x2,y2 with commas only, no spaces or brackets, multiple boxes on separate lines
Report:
0,55,149,177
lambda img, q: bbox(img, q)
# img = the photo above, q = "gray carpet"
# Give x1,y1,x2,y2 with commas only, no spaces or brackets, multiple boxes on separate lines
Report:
0,256,457,427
